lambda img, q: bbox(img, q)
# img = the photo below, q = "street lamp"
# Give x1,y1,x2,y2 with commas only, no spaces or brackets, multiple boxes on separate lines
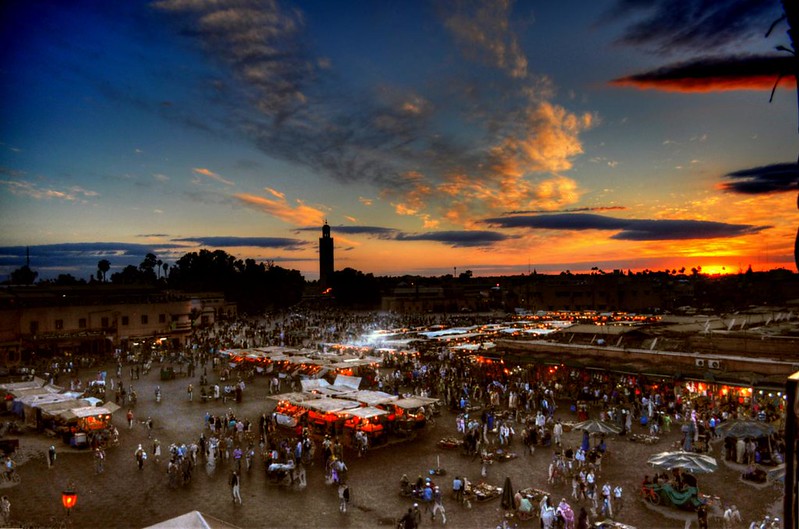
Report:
61,488,77,515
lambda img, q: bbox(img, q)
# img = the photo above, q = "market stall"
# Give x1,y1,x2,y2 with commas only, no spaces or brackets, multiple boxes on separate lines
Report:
340,406,389,446
393,396,440,434
269,392,320,429
302,397,361,437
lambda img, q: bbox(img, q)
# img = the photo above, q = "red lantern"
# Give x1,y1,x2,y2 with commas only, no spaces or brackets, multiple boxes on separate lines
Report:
61,490,77,512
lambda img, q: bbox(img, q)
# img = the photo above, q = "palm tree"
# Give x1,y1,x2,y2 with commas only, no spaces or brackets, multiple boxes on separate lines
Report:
97,259,111,282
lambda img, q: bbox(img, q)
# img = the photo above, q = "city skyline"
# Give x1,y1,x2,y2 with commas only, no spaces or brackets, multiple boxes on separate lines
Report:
1,0,798,282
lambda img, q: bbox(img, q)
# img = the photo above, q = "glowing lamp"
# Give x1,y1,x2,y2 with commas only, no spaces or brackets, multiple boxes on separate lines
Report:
62,489,78,511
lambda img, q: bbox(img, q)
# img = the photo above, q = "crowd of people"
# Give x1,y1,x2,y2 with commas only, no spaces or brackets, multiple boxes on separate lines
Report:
6,307,787,528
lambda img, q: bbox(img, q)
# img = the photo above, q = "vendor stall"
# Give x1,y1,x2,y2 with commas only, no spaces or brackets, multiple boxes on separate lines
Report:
340,406,389,446
393,396,440,433
303,397,361,436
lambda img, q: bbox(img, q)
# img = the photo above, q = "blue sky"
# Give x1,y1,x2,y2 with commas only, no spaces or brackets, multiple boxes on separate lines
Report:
1,0,797,281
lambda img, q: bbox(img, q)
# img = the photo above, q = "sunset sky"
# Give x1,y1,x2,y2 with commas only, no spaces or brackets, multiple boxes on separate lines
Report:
1,0,798,282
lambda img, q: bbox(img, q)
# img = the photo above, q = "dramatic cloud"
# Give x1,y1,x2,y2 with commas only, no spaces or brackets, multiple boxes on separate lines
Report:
603,0,783,54
720,162,799,194
395,230,514,247
154,0,593,229
611,55,794,92
172,236,307,250
192,168,235,186
483,213,769,240
234,192,325,227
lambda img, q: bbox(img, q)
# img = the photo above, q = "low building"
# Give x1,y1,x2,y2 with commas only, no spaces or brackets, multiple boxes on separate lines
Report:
0,285,236,367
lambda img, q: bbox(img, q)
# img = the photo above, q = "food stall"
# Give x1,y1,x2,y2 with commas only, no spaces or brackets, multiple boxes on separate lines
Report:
341,406,389,446
270,392,320,429
58,405,115,448
29,397,89,431
303,397,361,437
393,396,440,434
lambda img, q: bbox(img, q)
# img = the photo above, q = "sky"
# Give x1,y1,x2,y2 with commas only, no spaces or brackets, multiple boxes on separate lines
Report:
1,0,798,282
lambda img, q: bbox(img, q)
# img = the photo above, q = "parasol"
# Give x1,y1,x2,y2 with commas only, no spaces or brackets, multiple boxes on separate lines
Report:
647,450,717,474
715,420,775,439
571,419,621,435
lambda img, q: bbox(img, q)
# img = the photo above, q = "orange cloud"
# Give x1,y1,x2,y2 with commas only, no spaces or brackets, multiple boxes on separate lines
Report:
234,192,325,227
193,167,235,186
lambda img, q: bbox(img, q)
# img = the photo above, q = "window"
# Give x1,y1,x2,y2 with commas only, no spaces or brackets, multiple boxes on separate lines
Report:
141,314,148,325
78,318,87,329
55,319,64,330
101,317,109,328
159,314,166,324
29,321,39,334
121,316,129,326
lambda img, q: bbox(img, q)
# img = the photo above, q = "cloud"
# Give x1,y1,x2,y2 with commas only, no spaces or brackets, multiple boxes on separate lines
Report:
602,0,782,54
506,206,627,215
152,0,593,228
234,192,325,227
0,242,187,280
264,187,285,199
296,225,399,238
395,230,514,247
611,55,794,92
296,224,510,248
154,0,310,122
720,162,799,194
172,236,307,250
0,179,99,202
192,167,235,186
442,0,529,78
483,213,769,240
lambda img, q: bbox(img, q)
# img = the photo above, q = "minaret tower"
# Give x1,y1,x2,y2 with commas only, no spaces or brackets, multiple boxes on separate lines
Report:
319,221,334,289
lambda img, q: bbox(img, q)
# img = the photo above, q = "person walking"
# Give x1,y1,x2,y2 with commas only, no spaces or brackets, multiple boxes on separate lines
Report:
452,476,464,505
47,445,56,469
94,447,105,474
187,383,193,402
431,485,447,524
338,482,350,513
230,471,242,504
0,496,10,526
135,444,147,470
233,446,243,473
153,439,161,463
127,409,134,429
553,420,563,447
612,485,623,517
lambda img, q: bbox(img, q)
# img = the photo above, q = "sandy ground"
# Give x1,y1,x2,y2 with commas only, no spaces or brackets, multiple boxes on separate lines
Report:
1,364,784,529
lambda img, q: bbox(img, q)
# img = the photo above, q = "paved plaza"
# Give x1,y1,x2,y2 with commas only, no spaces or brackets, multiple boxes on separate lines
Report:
3,362,784,529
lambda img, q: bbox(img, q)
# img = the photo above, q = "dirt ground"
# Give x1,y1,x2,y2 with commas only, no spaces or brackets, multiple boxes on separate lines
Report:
2,363,784,529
